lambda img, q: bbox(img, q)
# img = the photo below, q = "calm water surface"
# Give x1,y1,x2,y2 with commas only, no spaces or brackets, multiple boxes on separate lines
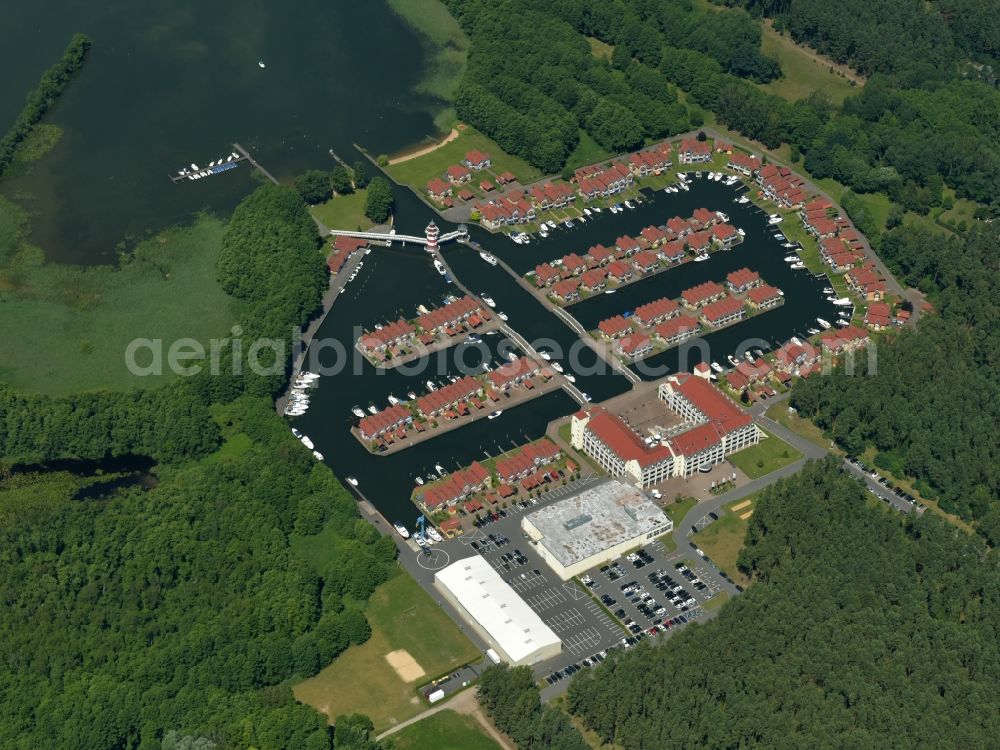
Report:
0,0,442,264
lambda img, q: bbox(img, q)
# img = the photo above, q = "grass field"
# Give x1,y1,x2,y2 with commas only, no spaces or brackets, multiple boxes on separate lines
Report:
728,429,803,479
385,125,543,195
293,570,479,732
692,499,754,588
758,26,858,104
586,36,614,61
0,213,238,395
386,0,468,102
665,496,697,526
765,403,837,453
390,709,502,750
564,130,613,173
310,189,373,231
702,590,731,610
812,176,894,234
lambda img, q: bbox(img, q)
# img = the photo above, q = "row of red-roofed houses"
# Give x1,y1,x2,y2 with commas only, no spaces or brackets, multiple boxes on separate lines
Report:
415,376,484,418
627,142,673,177
494,438,562,484
528,181,576,210
756,164,808,208
727,150,762,177
416,461,493,512
475,190,537,229
488,356,542,391
357,319,418,361
575,161,634,201
416,295,486,334
358,404,414,442
678,137,712,164
845,263,887,302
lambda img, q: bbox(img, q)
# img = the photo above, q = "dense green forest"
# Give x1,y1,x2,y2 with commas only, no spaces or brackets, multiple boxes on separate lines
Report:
0,33,90,175
0,186,403,749
477,664,588,750
791,223,1000,541
569,459,1000,748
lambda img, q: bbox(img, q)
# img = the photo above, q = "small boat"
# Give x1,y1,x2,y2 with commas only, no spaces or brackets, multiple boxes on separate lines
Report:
832,297,852,306
415,476,424,486
710,362,724,373
467,334,482,343
546,220,557,229
564,220,574,228
351,406,365,418
679,181,689,191
258,61,266,69
407,391,417,400
783,242,797,248
313,451,324,461
497,311,508,321
624,200,635,210
609,205,619,214
426,380,438,391
347,477,359,487
784,256,799,262
577,214,586,223
478,253,497,265
481,294,496,308
694,254,710,262
745,351,755,362
605,289,616,294
505,352,517,362
299,435,315,450
367,404,378,415
768,215,784,225
538,351,551,361
836,319,850,327
592,206,601,213
394,523,410,539
447,375,459,383
737,195,749,204
433,260,446,275
291,428,303,439
777,289,784,296
717,212,729,222
823,287,835,294
791,262,806,269
817,318,832,329
807,328,820,335
564,373,575,383
551,362,564,373
488,410,503,419
387,394,400,405
727,355,740,367
416,536,428,548
434,463,446,475
427,527,443,543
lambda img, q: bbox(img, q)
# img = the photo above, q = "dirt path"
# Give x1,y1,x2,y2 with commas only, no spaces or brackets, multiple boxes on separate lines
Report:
375,689,515,750
388,128,460,165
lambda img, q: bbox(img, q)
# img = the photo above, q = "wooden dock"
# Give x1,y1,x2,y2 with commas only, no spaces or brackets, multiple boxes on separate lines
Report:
233,142,279,185
169,149,248,183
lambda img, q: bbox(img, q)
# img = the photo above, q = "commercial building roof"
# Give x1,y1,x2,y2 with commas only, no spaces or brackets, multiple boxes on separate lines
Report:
435,556,560,664
524,479,670,568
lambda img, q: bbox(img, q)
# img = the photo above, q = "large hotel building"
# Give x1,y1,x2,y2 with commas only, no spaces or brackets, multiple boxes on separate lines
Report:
570,373,761,487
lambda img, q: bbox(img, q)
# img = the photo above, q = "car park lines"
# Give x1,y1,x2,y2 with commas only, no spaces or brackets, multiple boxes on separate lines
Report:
561,627,604,656
526,588,567,611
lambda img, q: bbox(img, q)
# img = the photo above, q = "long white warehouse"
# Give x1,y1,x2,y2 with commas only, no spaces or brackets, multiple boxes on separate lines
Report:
434,555,561,666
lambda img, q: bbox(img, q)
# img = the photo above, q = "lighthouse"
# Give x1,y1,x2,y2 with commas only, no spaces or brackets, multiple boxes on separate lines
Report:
424,220,440,253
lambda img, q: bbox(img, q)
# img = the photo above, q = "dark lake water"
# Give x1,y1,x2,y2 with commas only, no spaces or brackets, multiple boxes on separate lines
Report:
0,0,442,264
293,179,839,523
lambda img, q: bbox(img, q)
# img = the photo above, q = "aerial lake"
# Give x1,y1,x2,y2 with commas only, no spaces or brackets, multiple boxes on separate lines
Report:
0,0,443,264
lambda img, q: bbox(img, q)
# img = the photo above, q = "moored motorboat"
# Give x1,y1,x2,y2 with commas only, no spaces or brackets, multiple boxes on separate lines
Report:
347,477,359,487
710,361,724,373
299,435,315,450
394,522,410,538
817,318,832,329
351,406,365,418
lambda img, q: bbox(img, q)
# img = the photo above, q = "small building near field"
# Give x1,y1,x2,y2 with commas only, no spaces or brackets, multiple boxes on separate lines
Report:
522,479,671,580
434,556,561,665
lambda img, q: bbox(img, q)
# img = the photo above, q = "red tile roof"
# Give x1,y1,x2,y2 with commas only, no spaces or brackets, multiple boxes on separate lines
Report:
682,281,725,307
633,297,680,326
598,315,633,338
416,376,481,415
726,267,760,290
488,356,539,389
746,285,782,306
701,296,744,324
583,407,671,467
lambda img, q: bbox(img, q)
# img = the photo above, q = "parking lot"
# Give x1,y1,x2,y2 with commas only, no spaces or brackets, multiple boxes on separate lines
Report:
456,477,624,673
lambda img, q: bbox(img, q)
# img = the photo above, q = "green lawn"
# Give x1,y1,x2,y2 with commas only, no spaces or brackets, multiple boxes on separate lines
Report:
728,429,803,480
765,403,836,453
310,189,373,231
757,26,858,104
692,502,752,588
665,496,697,526
557,422,606,476
586,36,614,60
385,125,543,194
813,176,894,233
0,213,239,395
293,570,480,732
702,590,731,610
564,130,613,173
389,710,502,750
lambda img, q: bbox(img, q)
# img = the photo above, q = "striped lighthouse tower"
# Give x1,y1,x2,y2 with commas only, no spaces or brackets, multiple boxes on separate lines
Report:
424,220,440,253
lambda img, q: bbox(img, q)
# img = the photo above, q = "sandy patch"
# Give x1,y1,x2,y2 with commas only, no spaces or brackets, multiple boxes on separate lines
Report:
385,649,426,683
387,129,460,165
740,510,754,520
731,499,752,512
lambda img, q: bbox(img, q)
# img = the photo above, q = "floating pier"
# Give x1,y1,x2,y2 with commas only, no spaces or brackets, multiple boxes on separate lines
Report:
169,149,248,183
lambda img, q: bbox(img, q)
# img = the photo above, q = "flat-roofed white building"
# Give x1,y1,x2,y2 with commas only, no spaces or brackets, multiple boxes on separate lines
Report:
522,479,672,580
434,556,561,666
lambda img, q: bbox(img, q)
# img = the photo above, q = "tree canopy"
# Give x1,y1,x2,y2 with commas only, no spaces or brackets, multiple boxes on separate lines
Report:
363,177,394,224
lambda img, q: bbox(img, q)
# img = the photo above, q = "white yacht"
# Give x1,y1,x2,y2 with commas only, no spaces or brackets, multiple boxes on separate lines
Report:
694,254,710,262
312,451,324,461
768,214,784,225
790,262,806,269
710,362,724,373
425,380,438,391
426,527,443,543
480,252,498,266
415,476,424,486
488,410,503,419
291,428,303,439
727,355,740,367
481,294,496,308
347,477,359,487
433,259,447,275
550,361,563,373
605,289,616,294
394,523,410,539
299,435,315,450
784,256,799,262
737,195,749,204
546,220,557,229
497,311,508,321
564,373,575,383
817,318,832,329
807,328,820,335
434,463,447,475
624,200,635,210
387,394,400,405
833,297,852,306
367,404,378,414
